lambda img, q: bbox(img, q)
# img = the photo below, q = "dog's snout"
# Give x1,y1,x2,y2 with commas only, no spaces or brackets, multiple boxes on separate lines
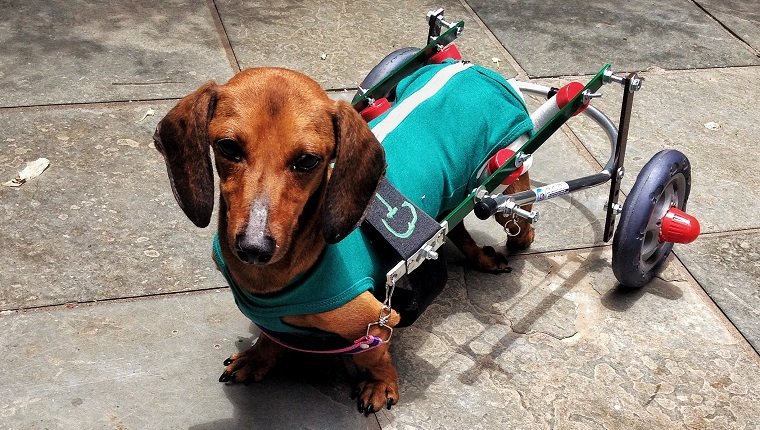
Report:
236,233,276,265
234,199,276,264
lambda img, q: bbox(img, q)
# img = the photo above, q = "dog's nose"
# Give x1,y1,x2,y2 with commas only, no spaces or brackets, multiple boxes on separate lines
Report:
235,233,276,264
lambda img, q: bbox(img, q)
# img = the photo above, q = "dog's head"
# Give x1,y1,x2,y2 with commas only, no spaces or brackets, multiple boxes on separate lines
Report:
153,68,385,265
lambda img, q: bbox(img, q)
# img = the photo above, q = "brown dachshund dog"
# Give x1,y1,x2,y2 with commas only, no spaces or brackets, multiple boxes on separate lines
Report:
154,67,534,414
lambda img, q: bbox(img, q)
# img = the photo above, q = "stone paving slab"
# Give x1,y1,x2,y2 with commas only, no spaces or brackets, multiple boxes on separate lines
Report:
2,249,757,429
380,248,760,429
697,0,760,52
541,67,760,350
215,0,517,90
2,2,759,429
466,0,760,77
0,0,234,107
0,102,219,311
0,291,371,430
674,230,760,352
566,67,760,234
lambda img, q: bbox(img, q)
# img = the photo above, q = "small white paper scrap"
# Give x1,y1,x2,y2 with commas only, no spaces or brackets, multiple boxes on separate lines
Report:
137,108,155,123
3,158,51,187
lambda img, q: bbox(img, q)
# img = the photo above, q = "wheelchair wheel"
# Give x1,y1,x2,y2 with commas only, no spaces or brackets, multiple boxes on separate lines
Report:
352,47,419,104
612,150,691,288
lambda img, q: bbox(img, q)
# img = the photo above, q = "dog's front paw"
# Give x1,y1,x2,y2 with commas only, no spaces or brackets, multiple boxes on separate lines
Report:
219,335,282,384
354,378,399,416
470,246,512,273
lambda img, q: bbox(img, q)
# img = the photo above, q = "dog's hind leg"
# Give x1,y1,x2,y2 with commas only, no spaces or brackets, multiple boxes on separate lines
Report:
496,172,535,252
219,333,284,384
448,171,536,272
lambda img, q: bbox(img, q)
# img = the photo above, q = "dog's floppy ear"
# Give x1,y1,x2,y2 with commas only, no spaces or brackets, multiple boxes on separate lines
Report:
153,81,218,228
323,101,386,243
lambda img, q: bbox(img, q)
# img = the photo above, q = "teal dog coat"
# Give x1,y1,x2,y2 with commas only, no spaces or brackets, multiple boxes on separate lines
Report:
213,61,533,337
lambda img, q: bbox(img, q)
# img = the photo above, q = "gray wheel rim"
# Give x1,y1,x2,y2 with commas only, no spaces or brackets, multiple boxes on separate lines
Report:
639,173,687,271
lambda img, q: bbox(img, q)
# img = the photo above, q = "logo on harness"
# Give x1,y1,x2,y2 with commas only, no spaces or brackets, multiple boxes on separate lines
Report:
375,193,417,239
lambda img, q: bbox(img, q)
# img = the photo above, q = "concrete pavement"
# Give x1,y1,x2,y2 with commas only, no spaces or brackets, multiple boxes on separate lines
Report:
2,0,759,428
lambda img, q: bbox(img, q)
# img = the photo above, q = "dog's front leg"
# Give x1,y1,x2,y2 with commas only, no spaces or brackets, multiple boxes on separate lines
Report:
449,171,535,272
448,222,512,273
352,337,398,415
219,333,284,384
285,291,401,414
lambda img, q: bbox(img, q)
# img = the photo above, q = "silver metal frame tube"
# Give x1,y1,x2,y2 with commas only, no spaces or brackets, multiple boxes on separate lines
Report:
511,81,618,173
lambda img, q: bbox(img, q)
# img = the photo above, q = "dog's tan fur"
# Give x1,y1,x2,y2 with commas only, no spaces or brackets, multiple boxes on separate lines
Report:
154,67,534,414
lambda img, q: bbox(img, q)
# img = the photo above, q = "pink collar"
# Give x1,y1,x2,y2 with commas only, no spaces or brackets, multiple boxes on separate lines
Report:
259,329,386,355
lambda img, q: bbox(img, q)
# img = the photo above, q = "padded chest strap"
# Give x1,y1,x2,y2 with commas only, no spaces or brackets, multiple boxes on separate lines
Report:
362,177,447,284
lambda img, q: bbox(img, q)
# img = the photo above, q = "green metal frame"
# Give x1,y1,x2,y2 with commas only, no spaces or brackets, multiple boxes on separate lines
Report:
352,20,465,112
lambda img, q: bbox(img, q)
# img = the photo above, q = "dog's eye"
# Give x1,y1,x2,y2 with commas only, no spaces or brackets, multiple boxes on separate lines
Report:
215,139,243,161
292,154,321,172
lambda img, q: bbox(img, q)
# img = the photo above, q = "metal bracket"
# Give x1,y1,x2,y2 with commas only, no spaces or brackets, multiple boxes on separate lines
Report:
513,151,530,168
473,191,540,223
385,260,406,288
582,90,603,103
406,222,448,273
427,8,460,43
603,69,643,92
603,72,640,242
384,221,449,286
504,200,539,224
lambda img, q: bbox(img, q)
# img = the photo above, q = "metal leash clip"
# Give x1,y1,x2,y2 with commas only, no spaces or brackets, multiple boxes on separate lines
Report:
366,275,397,343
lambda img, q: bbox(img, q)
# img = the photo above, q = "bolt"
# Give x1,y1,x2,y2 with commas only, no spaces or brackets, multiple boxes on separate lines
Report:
514,151,529,168
426,8,444,20
582,90,603,103
629,76,642,91
421,245,439,260
603,69,626,85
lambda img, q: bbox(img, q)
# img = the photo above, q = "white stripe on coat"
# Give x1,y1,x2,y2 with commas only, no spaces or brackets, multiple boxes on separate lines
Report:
370,62,474,143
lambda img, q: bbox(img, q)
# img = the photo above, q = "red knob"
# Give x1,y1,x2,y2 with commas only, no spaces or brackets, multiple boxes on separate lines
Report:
486,148,523,186
659,207,700,244
360,98,391,122
556,81,588,116
429,44,462,64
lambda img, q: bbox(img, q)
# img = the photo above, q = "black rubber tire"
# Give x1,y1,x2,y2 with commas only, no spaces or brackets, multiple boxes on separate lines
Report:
352,47,419,104
612,149,692,288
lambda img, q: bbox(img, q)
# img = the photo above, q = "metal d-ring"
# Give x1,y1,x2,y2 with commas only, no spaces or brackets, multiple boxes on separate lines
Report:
504,215,521,237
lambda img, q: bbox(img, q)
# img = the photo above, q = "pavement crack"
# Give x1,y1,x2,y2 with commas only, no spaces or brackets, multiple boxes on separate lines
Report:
643,383,662,406
515,388,529,412
0,287,229,313
589,283,605,296
111,81,185,86
689,0,760,57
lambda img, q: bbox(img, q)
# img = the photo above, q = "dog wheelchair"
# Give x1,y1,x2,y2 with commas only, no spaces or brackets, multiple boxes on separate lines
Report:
351,8,700,334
